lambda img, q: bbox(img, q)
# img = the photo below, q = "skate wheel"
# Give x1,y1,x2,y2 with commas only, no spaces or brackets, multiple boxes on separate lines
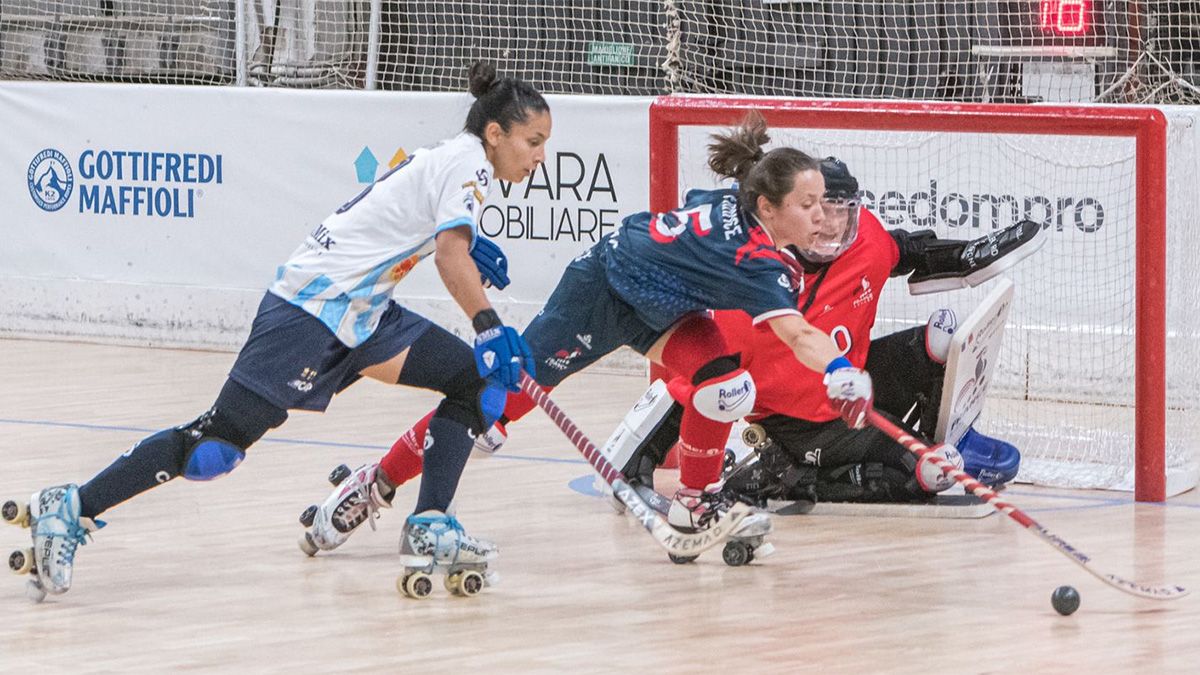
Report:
444,572,462,595
722,540,752,567
754,542,776,559
328,464,352,486
458,570,484,597
399,572,433,599
25,579,47,603
299,504,318,528
1,500,28,527
741,424,768,449
8,547,33,575
298,533,319,557
668,553,698,565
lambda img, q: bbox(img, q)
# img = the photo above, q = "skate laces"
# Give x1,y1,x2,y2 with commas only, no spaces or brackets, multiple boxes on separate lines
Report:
47,514,101,571
409,514,467,563
333,470,391,533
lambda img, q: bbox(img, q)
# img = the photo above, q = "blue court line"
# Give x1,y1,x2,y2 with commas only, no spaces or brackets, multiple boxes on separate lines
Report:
4,416,1196,513
0,417,589,466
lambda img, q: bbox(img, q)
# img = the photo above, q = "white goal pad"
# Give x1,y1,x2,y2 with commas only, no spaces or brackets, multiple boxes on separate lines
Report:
936,277,1015,447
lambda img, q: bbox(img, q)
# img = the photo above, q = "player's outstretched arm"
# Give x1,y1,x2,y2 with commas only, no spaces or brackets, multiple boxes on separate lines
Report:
765,313,841,372
767,314,874,427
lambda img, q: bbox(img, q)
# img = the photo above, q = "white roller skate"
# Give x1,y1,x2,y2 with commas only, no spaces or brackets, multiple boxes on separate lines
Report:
396,511,498,599
3,484,103,603
298,463,393,556
667,483,774,567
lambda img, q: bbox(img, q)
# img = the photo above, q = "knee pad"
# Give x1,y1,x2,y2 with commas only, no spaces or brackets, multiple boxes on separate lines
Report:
176,409,252,482
925,308,957,365
690,368,756,423
173,382,285,482
182,437,245,481
915,443,964,493
430,363,497,436
478,383,507,429
436,388,492,437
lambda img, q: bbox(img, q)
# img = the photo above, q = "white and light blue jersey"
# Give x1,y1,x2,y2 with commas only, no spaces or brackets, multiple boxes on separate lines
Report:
270,132,493,346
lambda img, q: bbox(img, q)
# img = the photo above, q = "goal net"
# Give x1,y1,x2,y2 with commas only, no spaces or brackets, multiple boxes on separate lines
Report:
652,96,1200,500
2,2,1197,103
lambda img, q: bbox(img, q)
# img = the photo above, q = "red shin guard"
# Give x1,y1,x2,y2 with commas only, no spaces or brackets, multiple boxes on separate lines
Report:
379,410,434,486
661,317,738,489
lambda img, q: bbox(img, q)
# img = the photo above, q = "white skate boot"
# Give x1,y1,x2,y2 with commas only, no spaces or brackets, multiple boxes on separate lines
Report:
2,484,103,602
396,510,498,599
298,463,393,556
667,483,774,567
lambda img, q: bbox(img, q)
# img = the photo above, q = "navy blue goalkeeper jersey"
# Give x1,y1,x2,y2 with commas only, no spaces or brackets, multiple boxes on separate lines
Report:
602,188,802,332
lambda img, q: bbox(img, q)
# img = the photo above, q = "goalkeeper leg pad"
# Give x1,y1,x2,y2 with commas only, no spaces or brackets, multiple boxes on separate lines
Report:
908,219,1047,294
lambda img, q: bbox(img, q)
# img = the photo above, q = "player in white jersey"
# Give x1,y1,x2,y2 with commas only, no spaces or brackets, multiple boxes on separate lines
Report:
2,62,547,602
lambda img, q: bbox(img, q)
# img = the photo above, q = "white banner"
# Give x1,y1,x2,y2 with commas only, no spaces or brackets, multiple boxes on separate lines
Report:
0,83,652,349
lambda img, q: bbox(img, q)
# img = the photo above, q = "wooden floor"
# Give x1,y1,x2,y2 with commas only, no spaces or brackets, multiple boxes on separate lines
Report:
2,338,1199,673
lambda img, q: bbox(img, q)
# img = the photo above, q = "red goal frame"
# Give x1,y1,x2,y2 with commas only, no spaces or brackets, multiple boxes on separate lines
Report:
648,96,1169,502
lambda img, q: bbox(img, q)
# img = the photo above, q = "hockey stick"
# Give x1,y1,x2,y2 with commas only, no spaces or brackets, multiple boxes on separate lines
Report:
865,408,1188,600
520,373,752,558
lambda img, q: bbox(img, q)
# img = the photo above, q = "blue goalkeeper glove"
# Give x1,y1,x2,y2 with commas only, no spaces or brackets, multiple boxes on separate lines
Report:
471,237,510,290
472,309,535,391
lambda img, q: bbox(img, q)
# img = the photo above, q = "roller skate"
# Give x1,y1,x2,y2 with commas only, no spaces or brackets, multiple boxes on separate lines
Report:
3,484,103,603
298,463,393,556
667,483,774,567
396,511,498,599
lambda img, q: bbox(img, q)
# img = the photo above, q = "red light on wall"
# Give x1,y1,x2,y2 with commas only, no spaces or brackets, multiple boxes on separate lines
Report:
1040,0,1090,35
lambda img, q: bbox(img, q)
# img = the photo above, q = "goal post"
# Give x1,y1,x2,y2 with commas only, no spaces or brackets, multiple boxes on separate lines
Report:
649,95,1194,502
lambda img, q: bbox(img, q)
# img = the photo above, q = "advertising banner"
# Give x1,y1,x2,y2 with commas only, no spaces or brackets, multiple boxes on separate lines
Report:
0,83,652,350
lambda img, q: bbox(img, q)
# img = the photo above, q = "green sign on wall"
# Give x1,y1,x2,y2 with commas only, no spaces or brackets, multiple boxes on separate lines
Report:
587,42,635,67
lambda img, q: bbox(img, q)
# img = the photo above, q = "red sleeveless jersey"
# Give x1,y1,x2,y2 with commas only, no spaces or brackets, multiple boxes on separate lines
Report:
713,208,898,422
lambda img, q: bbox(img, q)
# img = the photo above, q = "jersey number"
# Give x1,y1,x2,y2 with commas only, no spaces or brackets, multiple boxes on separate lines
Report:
830,325,853,356
335,155,415,214
649,205,713,243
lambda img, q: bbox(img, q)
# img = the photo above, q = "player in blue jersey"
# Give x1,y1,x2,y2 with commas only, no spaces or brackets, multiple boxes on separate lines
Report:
3,62,547,601
302,111,873,550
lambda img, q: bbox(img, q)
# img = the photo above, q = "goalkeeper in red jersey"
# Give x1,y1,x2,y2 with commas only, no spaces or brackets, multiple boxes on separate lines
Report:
623,156,1043,506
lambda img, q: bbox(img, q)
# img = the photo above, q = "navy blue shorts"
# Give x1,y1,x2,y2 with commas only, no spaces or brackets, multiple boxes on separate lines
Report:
525,244,665,387
229,292,433,412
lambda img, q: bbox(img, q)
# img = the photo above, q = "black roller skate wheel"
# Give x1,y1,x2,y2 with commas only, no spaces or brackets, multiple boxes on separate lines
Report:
401,572,433,599
722,540,752,567
668,553,698,565
1,500,21,524
299,504,318,527
459,571,485,596
8,548,32,575
328,464,352,486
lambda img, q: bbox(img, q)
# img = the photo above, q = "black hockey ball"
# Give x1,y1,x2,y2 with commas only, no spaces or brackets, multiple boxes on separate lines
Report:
1051,585,1080,616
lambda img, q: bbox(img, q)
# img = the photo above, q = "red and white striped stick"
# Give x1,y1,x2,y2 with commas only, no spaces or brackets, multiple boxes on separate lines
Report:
867,409,1188,601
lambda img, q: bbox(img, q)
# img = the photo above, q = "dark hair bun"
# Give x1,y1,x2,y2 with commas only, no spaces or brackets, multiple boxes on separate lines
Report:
468,61,498,98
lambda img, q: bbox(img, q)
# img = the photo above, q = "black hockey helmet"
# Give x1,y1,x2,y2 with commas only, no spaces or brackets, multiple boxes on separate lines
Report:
819,156,860,202
796,157,862,264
